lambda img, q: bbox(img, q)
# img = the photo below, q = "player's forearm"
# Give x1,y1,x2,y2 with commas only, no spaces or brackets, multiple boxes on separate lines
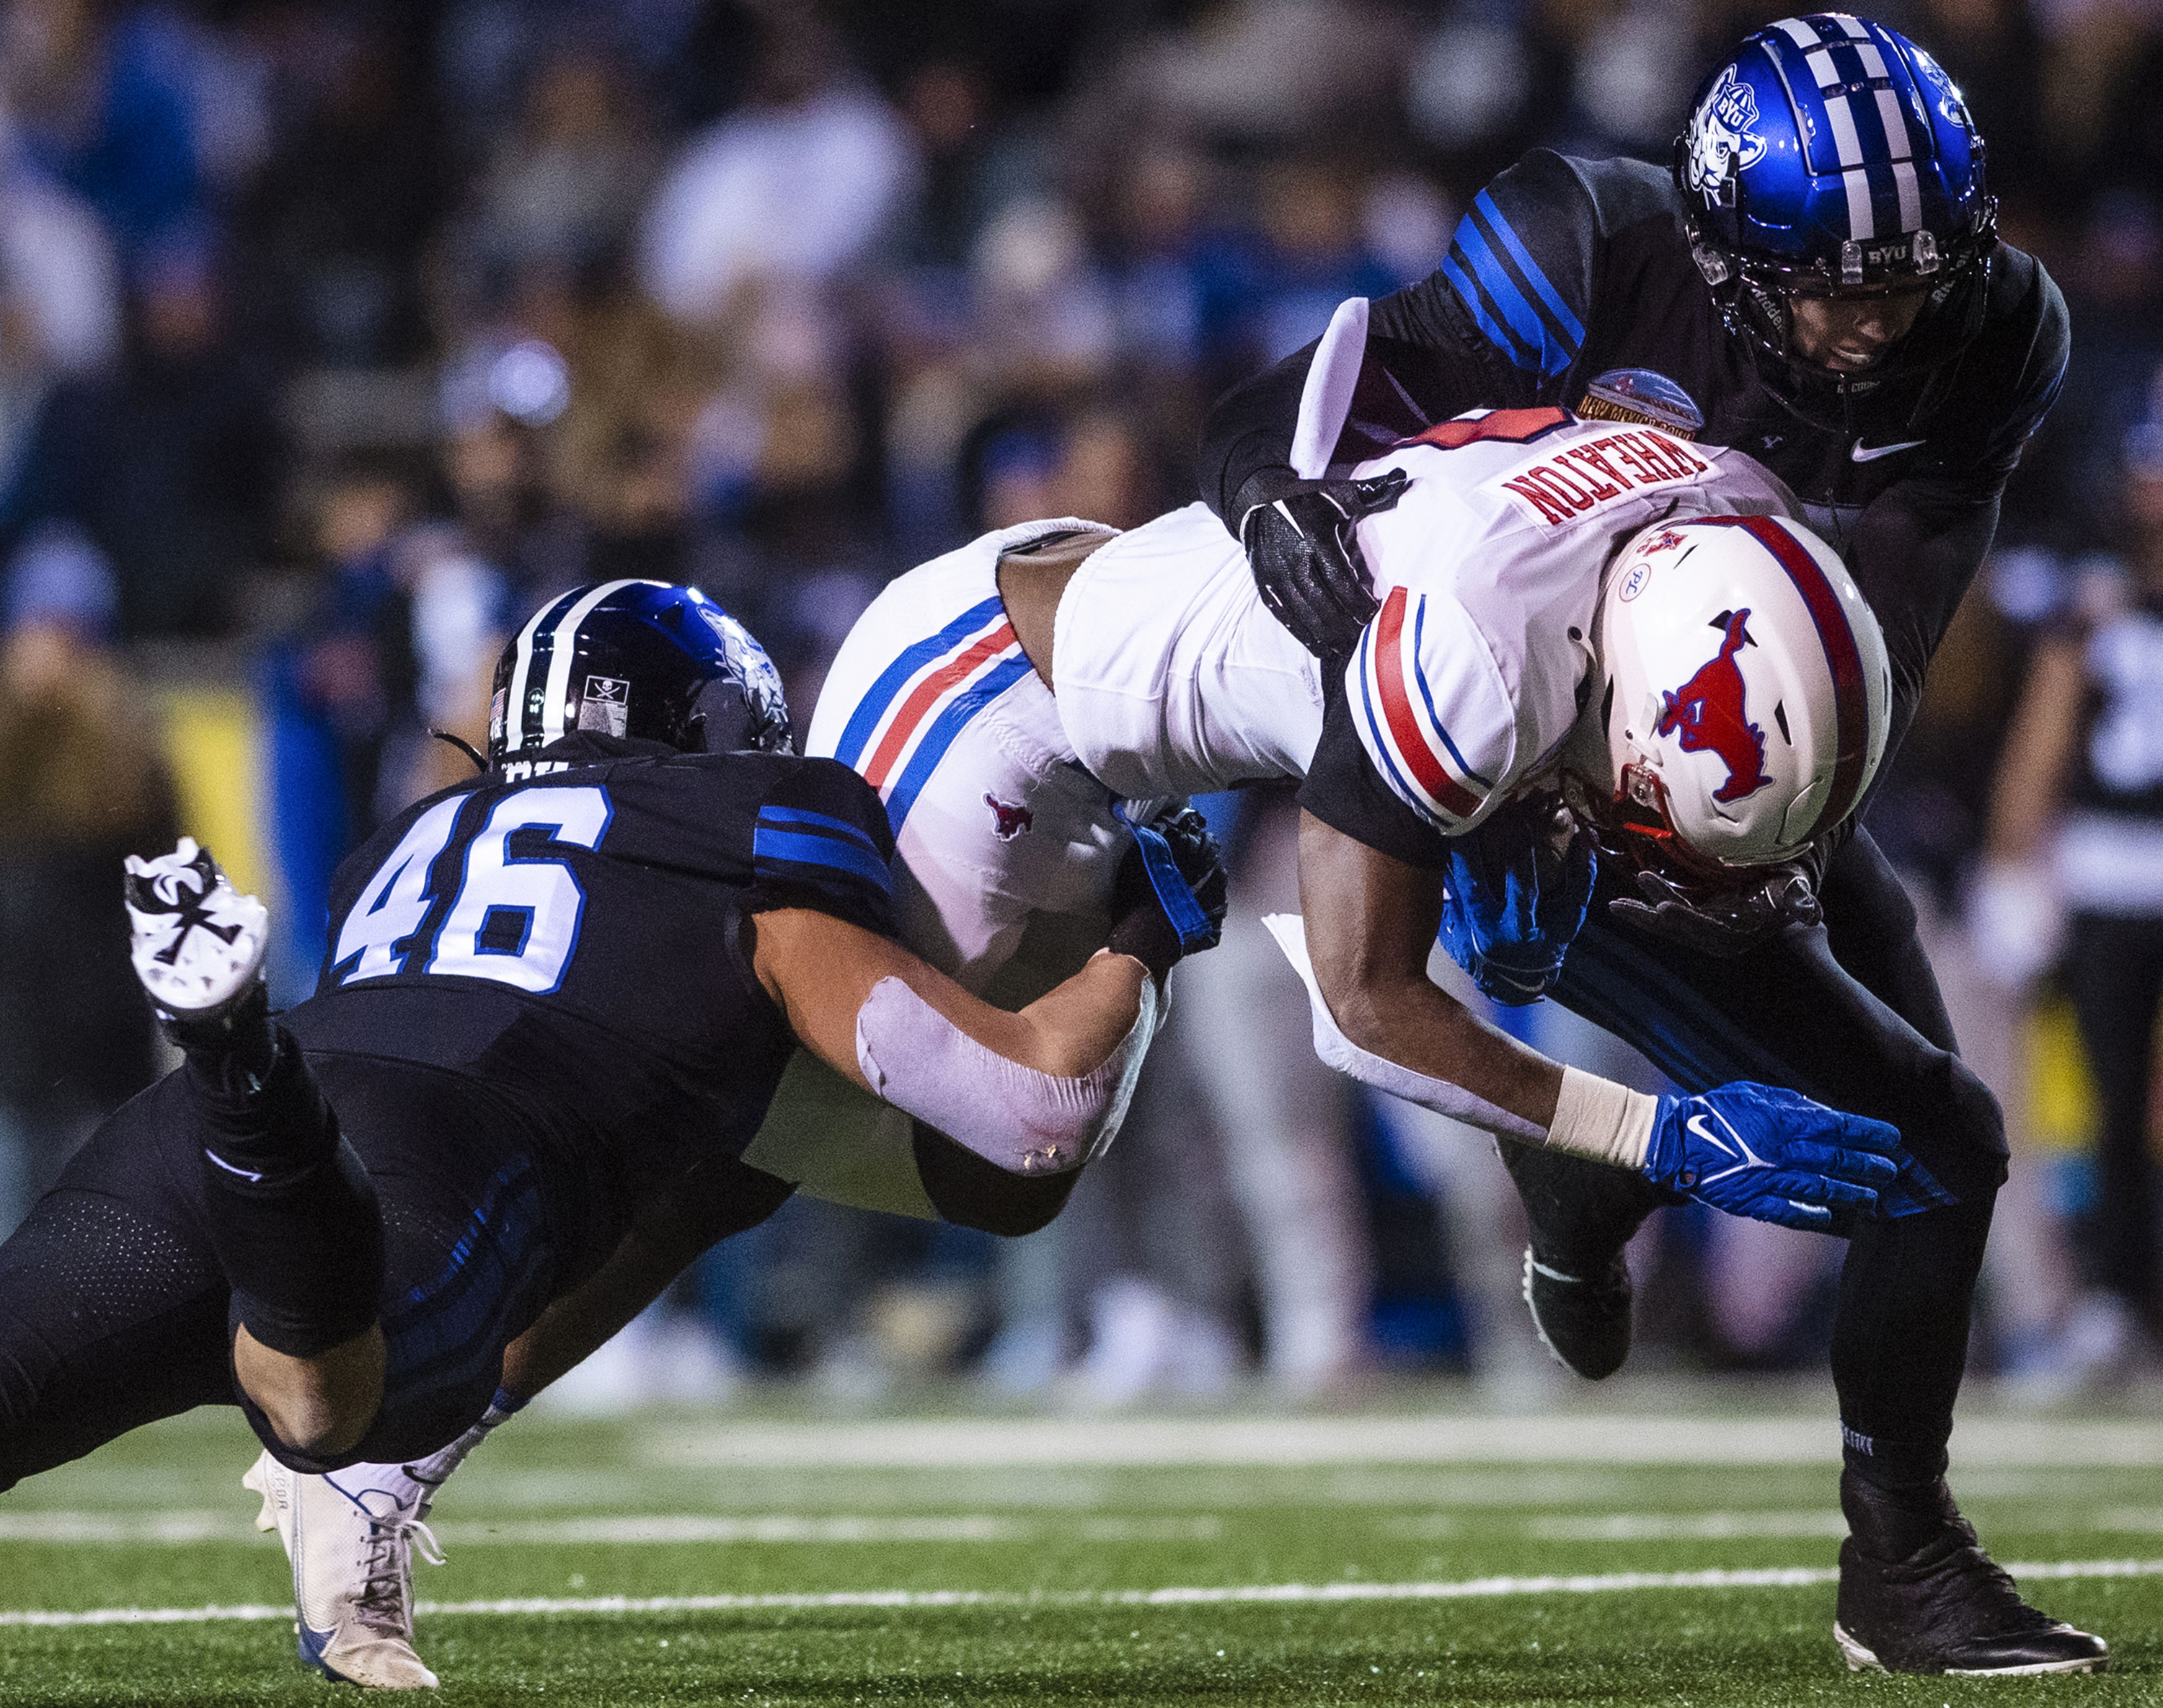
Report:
1296,808,1560,1131
1325,955,1564,1130
1198,340,1318,520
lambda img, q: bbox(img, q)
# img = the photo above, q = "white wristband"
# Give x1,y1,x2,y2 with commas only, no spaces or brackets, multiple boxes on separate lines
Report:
1547,1066,1659,1170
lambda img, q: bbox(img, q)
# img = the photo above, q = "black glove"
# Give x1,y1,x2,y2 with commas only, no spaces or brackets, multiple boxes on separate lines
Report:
1107,804,1231,979
1234,464,1409,658
1606,862,1822,959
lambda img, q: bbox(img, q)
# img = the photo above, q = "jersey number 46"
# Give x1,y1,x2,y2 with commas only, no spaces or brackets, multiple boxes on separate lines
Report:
329,784,613,996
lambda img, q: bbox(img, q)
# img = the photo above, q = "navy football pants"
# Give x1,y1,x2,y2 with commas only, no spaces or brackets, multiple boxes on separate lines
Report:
0,1053,612,1489
1552,828,2005,1484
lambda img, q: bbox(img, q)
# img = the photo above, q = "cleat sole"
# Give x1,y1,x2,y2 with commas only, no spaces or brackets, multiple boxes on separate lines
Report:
1836,1621,2110,1676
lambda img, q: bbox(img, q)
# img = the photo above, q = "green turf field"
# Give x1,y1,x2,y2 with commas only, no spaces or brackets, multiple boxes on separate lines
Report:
4,1388,2159,1705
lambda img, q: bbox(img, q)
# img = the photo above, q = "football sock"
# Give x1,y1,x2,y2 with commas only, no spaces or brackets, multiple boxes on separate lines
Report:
192,1027,386,1359
166,981,280,1092
342,1389,527,1521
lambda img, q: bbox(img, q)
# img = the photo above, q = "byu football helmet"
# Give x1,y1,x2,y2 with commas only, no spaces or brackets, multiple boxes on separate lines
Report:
1674,14,1997,420
1570,513,1891,870
488,579,792,766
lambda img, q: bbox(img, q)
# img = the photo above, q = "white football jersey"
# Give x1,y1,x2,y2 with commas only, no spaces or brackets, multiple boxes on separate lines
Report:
1052,408,1797,836
1339,407,1795,834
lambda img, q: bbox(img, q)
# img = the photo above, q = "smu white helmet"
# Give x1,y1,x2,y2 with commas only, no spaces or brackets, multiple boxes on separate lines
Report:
1578,512,1890,868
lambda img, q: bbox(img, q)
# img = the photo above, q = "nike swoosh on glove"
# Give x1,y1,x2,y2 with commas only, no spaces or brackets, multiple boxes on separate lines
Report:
1437,795,1597,1005
1642,1084,1918,1231
1234,465,1408,658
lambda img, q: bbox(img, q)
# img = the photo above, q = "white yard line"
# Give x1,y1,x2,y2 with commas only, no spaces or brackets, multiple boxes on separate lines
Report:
1523,1511,1852,1541
4,1558,2159,1628
0,1512,1224,1547
642,1414,2163,1470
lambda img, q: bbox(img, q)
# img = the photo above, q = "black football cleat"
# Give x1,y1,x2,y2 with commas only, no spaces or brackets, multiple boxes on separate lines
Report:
1499,1140,1668,1380
1834,1471,2109,1676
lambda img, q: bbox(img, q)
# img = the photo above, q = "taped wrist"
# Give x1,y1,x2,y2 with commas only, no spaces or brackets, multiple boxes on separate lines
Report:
854,970,1159,1177
1546,1066,1658,1170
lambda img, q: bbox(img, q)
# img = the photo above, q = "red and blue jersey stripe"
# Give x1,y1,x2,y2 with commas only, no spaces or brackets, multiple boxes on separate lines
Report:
828,596,1034,833
1352,585,1497,831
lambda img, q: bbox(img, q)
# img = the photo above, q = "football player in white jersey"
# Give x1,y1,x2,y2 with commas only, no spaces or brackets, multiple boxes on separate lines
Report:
259,404,1940,1687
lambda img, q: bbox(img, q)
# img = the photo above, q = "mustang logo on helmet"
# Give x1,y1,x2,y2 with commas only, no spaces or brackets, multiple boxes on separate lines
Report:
1685,68,1766,198
1658,609,1772,803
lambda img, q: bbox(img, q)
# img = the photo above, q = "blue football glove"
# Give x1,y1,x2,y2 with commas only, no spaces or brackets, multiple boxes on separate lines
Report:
1643,1083,1927,1231
1437,795,1598,1005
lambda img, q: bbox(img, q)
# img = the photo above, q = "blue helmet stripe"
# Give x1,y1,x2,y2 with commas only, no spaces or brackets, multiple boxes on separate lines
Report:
1472,193,1587,350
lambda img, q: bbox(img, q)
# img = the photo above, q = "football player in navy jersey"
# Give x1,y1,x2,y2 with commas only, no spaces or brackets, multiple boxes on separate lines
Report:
0,580,1221,1688
1197,14,2098,1677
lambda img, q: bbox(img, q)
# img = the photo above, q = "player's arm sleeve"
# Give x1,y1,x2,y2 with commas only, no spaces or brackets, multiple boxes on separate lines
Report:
740,759,901,939
1296,592,1517,869
1198,150,1602,519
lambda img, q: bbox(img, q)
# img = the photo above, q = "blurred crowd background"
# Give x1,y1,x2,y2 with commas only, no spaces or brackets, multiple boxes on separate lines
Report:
4,0,2163,1412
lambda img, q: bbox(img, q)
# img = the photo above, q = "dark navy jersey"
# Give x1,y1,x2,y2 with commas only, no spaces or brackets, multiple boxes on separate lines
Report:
283,733,896,1201
1202,151,2069,753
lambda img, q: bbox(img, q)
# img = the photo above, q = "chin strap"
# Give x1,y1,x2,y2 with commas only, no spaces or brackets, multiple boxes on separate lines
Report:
429,728,488,773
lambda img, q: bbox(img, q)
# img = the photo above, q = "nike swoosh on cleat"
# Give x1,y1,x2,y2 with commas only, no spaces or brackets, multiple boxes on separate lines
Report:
1849,438,1928,462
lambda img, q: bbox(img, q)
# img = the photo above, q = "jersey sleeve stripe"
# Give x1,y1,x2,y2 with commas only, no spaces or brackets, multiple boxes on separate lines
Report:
860,620,1021,792
1440,251,1541,373
754,805,882,851
1363,588,1485,824
1699,515,1870,835
1472,191,1586,350
752,826,894,894
1449,212,1575,381
1409,598,1495,788
1353,628,1426,815
881,654,1036,833
1450,217,1559,374
830,596,1007,769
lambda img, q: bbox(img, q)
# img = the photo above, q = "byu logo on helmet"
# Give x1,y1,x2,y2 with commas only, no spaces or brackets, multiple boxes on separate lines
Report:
1658,610,1772,804
1685,68,1767,197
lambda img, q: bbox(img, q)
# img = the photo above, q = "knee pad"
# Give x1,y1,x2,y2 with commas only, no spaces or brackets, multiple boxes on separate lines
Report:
912,1123,1078,1236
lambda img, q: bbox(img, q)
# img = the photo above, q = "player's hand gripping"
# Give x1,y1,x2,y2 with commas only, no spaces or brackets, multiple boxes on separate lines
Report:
1437,794,1597,1004
1107,803,1231,978
1607,859,1821,957
1234,464,1409,658
1641,1083,1947,1231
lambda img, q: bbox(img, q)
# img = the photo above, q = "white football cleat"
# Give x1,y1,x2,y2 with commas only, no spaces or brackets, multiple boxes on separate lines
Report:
124,837,269,1025
244,1449,445,1690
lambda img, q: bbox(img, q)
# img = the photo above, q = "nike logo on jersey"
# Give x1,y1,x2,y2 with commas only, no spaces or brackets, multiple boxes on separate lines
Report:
1849,438,1928,463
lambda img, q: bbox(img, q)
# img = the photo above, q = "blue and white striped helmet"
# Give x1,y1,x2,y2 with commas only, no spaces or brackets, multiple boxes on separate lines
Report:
488,580,792,766
1674,15,1996,397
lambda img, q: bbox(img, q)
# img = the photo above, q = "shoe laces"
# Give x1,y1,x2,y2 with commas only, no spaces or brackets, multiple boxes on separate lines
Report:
351,1505,445,1636
1880,1516,2056,1636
